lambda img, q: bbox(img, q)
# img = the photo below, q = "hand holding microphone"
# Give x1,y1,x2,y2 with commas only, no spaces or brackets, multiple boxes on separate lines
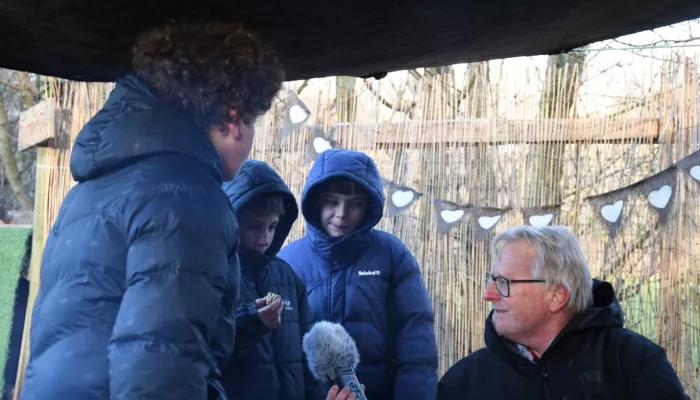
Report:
303,321,368,400
326,383,366,400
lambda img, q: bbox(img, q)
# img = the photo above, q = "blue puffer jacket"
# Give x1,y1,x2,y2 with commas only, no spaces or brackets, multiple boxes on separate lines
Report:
278,149,439,400
221,160,325,400
20,75,239,400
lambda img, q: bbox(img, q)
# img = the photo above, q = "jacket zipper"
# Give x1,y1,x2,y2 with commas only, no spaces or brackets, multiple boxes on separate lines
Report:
340,266,346,322
543,371,551,400
329,271,334,320
542,357,553,400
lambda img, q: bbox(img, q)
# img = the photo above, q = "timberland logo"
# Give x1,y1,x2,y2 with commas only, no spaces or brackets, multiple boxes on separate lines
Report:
283,299,293,311
358,270,381,276
579,370,602,384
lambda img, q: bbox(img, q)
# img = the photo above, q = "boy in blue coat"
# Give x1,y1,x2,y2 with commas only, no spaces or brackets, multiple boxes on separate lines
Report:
278,149,439,400
20,22,284,400
221,160,325,400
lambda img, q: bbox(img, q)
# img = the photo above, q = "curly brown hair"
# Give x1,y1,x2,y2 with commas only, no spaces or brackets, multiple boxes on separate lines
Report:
131,21,285,129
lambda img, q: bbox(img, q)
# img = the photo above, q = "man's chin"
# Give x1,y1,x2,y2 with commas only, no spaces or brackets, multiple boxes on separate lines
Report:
494,325,513,339
492,315,510,335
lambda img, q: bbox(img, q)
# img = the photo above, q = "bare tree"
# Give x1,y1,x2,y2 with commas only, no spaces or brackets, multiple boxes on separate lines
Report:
335,76,357,122
524,51,586,213
0,70,40,211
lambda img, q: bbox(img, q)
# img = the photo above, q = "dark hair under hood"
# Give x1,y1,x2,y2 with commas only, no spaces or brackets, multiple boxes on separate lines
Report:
223,159,298,256
300,149,385,262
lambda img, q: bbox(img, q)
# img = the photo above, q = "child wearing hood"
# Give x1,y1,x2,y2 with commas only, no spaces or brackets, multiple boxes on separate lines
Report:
221,160,325,400
278,149,439,399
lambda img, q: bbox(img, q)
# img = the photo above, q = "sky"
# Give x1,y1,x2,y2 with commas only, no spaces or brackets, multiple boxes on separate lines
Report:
287,18,700,122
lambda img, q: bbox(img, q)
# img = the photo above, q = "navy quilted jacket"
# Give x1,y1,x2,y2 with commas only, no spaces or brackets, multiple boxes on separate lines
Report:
20,75,240,400
278,149,439,400
221,160,325,400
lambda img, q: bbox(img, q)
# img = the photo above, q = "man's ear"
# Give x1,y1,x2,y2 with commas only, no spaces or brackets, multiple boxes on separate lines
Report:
227,121,244,141
228,108,244,141
549,284,570,313
213,121,243,141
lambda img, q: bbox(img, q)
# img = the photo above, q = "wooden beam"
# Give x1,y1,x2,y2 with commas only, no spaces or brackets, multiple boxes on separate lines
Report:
268,118,665,151
17,98,56,151
369,118,662,145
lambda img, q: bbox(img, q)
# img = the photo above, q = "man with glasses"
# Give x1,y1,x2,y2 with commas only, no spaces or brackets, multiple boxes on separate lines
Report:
436,225,689,400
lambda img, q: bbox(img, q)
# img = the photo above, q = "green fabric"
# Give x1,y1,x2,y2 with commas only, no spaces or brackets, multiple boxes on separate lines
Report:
0,226,31,391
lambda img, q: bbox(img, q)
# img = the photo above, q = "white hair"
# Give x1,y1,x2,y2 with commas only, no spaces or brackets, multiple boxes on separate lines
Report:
491,225,593,314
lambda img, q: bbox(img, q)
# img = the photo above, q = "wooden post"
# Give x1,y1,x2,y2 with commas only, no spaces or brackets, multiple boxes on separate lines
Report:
12,147,48,400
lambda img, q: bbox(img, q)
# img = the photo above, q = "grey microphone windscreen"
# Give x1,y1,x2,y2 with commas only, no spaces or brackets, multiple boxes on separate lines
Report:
302,321,360,382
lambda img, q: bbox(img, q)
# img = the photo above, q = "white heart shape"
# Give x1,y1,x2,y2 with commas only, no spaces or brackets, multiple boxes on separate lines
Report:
313,137,332,154
478,215,501,230
440,209,464,223
391,190,414,208
289,105,308,124
647,185,672,209
600,200,624,223
529,214,554,227
690,165,700,181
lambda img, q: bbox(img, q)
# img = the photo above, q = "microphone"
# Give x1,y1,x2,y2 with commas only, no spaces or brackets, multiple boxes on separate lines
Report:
302,321,367,400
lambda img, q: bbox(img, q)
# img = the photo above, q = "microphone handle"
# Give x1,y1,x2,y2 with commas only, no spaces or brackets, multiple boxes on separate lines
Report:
333,366,367,400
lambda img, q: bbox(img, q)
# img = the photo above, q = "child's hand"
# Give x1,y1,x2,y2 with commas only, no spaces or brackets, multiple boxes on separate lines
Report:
326,384,365,400
254,297,283,330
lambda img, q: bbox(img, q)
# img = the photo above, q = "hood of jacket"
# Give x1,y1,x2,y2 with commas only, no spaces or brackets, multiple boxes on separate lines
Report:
300,149,385,263
223,159,298,258
70,74,223,182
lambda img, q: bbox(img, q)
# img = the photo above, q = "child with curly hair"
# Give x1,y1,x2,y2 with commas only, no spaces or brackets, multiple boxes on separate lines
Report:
20,21,284,400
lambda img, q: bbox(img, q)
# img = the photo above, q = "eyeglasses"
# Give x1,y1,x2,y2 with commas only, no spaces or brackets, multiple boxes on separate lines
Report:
485,272,545,297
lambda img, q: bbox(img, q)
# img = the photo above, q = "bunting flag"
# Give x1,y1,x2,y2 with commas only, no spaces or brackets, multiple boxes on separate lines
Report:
307,136,699,241
586,185,636,239
433,199,470,234
471,206,509,240
280,90,311,141
676,149,700,184
521,205,561,227
386,182,422,217
635,166,678,225
304,126,340,165
380,176,393,188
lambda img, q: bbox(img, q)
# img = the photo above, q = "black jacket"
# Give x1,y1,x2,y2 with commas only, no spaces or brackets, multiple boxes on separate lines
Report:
437,279,690,400
221,160,325,400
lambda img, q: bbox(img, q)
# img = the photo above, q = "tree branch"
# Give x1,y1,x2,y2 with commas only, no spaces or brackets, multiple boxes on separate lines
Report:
408,69,423,81
362,79,415,115
296,79,309,95
0,94,33,210
0,79,23,92
613,36,700,47
16,72,38,107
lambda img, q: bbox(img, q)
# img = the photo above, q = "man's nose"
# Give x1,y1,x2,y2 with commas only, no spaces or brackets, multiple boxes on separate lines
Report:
483,281,500,302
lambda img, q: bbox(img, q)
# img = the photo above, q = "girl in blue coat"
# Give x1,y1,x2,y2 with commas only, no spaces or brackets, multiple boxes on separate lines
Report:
279,149,439,400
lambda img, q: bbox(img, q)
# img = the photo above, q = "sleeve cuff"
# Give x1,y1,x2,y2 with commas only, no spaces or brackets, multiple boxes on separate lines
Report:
247,302,270,335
